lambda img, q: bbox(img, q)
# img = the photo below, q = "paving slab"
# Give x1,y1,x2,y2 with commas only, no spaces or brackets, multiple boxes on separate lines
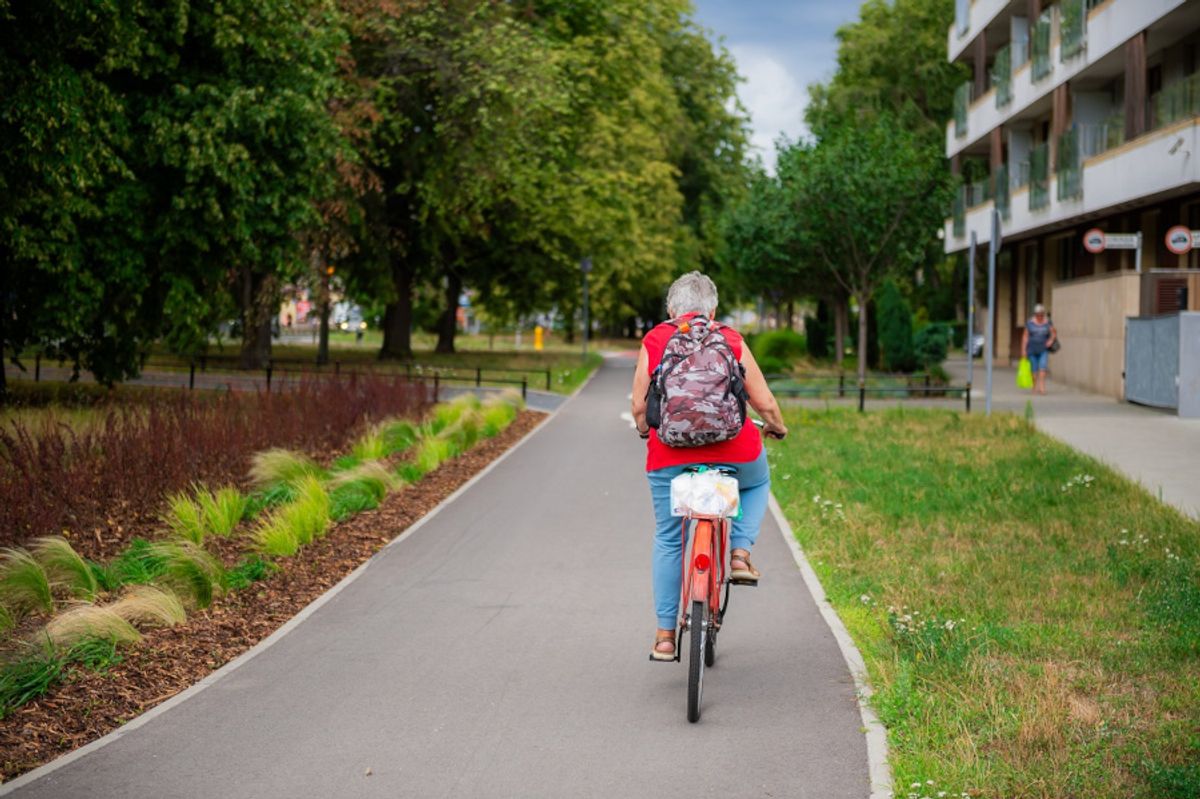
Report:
5,357,869,799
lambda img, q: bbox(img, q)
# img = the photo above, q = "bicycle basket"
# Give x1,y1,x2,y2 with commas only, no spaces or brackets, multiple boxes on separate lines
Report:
670,470,740,518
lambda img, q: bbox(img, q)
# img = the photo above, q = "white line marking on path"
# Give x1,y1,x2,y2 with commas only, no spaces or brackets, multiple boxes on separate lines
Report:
769,494,893,799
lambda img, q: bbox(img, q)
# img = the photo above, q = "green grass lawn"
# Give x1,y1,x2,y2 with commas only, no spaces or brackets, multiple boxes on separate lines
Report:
768,408,1200,799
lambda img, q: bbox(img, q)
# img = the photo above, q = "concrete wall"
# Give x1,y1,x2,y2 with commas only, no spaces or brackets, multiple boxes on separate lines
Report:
1050,271,1141,397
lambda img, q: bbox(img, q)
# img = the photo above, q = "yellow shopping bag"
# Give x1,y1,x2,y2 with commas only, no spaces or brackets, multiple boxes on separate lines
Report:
1016,357,1034,390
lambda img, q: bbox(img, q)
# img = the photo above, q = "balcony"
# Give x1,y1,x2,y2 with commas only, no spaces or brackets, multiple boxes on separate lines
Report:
1152,72,1200,130
1059,0,1087,62
948,0,1014,63
995,164,1011,220
945,116,1200,253
947,0,1193,160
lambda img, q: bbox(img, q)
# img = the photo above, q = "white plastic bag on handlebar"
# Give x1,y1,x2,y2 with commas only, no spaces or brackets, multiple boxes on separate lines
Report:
670,470,740,518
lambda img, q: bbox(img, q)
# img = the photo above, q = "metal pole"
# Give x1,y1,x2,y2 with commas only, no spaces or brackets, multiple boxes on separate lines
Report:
1135,232,1143,274
966,231,977,390
985,209,1000,415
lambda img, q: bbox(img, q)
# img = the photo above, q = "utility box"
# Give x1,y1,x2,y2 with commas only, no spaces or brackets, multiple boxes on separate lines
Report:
1181,312,1200,419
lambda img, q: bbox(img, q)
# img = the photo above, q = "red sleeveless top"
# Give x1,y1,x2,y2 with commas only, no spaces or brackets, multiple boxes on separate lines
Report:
642,315,763,472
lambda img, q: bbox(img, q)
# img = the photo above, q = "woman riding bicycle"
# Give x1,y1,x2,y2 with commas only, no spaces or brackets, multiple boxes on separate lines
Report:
631,271,788,661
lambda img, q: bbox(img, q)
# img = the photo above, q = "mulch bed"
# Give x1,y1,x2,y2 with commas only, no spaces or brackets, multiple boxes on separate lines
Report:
0,410,545,783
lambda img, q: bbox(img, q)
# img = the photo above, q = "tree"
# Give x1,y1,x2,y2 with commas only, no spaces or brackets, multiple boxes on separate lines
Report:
780,113,952,384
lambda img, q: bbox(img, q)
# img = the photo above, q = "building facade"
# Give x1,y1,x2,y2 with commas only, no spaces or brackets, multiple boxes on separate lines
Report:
944,0,1200,401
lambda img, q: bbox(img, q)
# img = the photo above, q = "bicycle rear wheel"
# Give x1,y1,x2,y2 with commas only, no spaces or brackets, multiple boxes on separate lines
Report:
687,599,706,723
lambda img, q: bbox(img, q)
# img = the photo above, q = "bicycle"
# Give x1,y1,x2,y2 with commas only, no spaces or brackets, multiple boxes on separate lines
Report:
653,419,783,723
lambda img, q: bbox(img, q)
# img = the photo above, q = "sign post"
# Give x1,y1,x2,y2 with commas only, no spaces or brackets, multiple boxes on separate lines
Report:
580,256,593,358
966,231,977,393
985,209,1000,416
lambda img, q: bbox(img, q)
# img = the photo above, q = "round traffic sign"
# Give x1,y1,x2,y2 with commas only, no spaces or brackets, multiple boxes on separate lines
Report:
1165,225,1193,255
1083,228,1106,254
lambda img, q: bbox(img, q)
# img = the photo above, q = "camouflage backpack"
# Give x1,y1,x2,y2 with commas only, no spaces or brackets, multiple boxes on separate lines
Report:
645,316,748,448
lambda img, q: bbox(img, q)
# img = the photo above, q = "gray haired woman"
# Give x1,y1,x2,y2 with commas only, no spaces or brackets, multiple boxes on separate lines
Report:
630,271,787,660
1021,303,1057,395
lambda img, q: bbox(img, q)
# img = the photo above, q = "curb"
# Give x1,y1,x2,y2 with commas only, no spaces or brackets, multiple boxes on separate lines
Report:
769,494,893,799
0,383,592,794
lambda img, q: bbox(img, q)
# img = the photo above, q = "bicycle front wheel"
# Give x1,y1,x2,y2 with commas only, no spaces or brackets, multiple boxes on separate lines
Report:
687,599,706,723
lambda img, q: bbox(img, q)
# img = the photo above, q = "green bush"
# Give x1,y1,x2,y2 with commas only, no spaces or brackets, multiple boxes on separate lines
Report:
875,280,917,372
750,329,806,374
913,323,953,369
805,302,831,359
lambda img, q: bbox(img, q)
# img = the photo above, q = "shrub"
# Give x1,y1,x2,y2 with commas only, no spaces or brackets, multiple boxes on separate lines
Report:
254,516,300,558
415,436,455,474
32,537,97,600
200,486,249,537
0,374,429,551
750,329,806,373
329,462,396,501
0,548,53,617
913,323,953,370
147,541,224,609
44,605,142,649
108,586,187,629
350,430,387,463
94,538,168,592
805,300,832,359
163,491,207,544
875,280,918,372
755,355,789,375
254,475,330,555
249,449,323,491
378,419,419,454
222,556,275,591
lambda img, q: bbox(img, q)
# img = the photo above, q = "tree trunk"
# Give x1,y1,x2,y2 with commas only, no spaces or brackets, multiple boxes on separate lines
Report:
314,251,331,365
785,300,795,331
434,271,462,354
380,257,414,360
834,297,847,365
856,291,869,385
238,267,274,370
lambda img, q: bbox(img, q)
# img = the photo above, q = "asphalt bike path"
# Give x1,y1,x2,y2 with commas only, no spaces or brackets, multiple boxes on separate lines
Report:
7,357,868,798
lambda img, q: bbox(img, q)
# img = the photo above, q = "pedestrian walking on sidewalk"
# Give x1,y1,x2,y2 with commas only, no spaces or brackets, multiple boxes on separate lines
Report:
1022,303,1057,395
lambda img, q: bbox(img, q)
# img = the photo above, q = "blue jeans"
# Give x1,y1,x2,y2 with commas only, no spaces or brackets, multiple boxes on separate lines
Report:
1028,350,1049,372
646,450,770,629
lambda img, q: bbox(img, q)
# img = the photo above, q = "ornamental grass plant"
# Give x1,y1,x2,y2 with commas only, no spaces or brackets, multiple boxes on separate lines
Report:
31,537,97,601
0,549,53,619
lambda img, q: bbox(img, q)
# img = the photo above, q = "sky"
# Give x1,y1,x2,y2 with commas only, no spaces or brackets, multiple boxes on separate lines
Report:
690,1,861,170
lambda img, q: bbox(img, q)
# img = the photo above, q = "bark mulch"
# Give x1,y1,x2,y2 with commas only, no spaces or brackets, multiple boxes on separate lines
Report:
0,410,545,783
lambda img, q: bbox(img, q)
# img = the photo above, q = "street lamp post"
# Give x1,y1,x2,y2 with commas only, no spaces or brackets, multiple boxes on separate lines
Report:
581,256,592,358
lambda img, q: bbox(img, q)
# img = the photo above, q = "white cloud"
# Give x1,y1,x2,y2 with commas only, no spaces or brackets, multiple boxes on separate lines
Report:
728,45,812,171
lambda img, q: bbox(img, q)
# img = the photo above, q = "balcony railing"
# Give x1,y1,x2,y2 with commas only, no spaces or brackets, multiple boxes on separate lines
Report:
966,178,992,207
1057,127,1082,201
1030,143,1050,211
1032,11,1053,82
995,164,1011,220
993,45,1012,108
954,82,971,138
1151,72,1200,130
955,0,969,37
1012,35,1030,69
1012,160,1031,190
1060,0,1087,61
953,186,966,238
1079,114,1125,159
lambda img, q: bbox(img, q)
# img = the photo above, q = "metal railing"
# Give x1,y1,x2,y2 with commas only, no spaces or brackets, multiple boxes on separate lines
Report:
954,81,971,138
1060,0,1087,61
1030,143,1050,210
1012,35,1030,69
1032,11,1053,82
1079,115,1125,159
993,45,1012,108
767,373,973,414
1057,127,1082,201
1151,72,1200,130
966,178,992,207
1012,159,1031,190
952,186,967,238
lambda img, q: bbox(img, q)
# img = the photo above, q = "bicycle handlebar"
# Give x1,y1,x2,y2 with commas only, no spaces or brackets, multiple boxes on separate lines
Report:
751,418,786,440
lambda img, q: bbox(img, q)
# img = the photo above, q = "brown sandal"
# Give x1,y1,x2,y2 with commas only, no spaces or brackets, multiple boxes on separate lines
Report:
650,630,676,662
730,549,761,583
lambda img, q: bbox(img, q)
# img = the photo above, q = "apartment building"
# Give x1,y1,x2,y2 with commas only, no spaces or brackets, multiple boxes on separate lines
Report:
944,0,1200,405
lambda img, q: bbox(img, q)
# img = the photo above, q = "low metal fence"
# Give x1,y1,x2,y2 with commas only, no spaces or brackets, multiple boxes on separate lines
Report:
766,373,973,413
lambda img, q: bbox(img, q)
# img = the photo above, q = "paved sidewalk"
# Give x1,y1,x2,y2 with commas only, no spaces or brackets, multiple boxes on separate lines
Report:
946,358,1200,519
5,357,868,798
